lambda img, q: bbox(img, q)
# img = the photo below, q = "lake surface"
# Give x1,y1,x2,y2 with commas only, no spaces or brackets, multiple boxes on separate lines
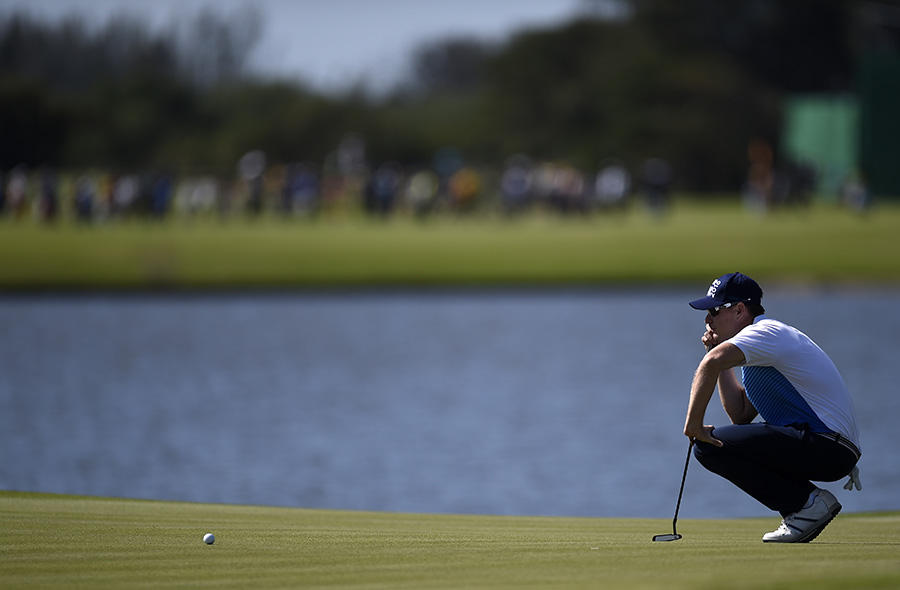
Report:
1,288,897,519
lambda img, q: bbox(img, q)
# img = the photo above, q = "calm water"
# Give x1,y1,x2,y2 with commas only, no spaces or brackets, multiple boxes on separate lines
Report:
1,289,897,519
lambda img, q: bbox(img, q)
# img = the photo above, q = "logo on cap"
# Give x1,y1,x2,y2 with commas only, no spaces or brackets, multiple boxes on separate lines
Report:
706,279,722,298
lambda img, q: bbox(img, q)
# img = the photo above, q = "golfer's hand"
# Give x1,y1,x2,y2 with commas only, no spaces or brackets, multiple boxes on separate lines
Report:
685,424,723,447
701,327,718,352
843,466,862,491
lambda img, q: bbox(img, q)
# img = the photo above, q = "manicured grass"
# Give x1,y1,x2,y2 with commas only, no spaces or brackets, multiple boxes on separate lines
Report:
1,200,900,290
1,492,899,589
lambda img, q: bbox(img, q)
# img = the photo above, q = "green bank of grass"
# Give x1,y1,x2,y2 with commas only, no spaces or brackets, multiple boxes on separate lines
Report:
1,492,898,589
1,201,900,290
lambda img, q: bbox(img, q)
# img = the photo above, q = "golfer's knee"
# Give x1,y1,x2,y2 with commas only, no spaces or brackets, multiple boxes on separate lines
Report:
692,440,722,468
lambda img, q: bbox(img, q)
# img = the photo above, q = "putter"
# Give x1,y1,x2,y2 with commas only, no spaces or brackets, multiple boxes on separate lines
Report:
652,440,693,542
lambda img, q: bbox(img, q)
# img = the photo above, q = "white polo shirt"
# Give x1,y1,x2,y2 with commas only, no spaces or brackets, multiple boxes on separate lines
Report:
727,315,861,449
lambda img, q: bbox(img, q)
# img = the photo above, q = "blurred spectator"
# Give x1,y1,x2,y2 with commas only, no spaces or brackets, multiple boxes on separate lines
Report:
7,165,29,219
97,173,115,221
74,174,96,223
448,166,481,212
743,138,774,214
640,157,672,217
405,169,438,219
319,152,347,214
338,134,369,212
151,173,173,219
500,154,533,215
841,169,870,214
112,175,139,218
784,161,816,208
175,177,219,218
531,162,554,208
561,164,587,214
209,177,230,219
365,163,402,217
238,150,266,216
247,173,265,216
37,167,59,223
433,147,464,207
538,162,585,215
594,159,631,213
0,170,5,214
281,162,319,217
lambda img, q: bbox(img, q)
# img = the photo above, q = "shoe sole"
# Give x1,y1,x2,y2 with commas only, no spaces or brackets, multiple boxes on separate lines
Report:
762,502,842,544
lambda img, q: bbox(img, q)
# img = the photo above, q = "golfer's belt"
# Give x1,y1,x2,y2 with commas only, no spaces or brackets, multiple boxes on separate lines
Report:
815,431,861,461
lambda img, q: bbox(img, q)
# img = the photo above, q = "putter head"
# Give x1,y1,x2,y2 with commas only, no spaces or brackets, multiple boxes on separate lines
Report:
651,533,682,542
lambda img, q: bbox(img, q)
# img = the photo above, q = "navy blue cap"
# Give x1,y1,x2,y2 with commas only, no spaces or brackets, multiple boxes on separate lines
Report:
689,272,763,310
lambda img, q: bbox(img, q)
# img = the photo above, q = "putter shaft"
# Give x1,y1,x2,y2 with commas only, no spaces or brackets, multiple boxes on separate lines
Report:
652,440,693,542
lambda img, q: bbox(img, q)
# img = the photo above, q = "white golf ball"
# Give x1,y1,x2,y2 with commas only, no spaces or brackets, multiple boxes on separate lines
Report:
203,533,215,545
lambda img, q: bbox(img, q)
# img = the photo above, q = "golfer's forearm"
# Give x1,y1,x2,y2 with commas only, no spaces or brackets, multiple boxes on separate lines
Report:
718,370,756,424
723,393,757,424
684,362,717,435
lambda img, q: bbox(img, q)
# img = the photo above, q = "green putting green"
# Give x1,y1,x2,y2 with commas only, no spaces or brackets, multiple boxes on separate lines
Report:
2,492,898,589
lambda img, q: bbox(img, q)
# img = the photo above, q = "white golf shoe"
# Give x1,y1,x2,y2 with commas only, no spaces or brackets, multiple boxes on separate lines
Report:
762,488,842,543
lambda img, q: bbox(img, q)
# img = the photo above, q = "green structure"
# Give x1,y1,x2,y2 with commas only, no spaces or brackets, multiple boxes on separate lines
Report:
781,1,900,202
858,50,900,199
781,95,859,200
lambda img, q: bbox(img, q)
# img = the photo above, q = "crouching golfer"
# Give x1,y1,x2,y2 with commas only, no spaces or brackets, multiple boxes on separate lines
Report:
684,272,861,543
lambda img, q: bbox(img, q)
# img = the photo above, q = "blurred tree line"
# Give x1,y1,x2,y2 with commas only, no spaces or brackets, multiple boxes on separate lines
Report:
0,0,867,191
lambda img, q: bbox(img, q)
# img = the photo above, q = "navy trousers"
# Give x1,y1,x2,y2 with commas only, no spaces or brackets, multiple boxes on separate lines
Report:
693,423,858,516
